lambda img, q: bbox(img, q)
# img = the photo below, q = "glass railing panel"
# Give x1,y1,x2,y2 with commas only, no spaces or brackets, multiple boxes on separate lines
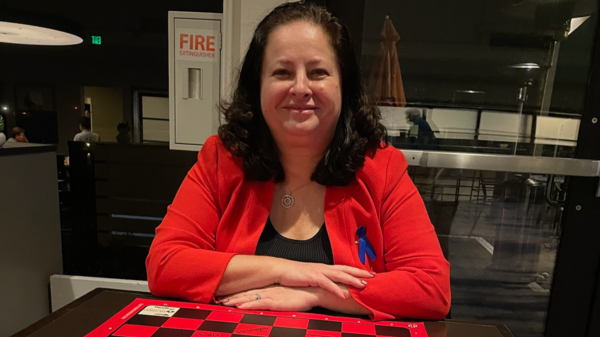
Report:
407,167,568,337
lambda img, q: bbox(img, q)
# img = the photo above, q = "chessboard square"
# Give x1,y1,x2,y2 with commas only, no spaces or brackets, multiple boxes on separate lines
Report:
269,326,307,337
198,320,239,333
126,315,169,327
195,333,231,337
173,308,211,320
233,323,272,336
341,333,373,337
273,317,309,329
161,317,203,330
206,311,244,323
112,324,158,337
150,328,196,337
308,319,343,331
342,323,376,335
374,325,411,337
240,314,277,326
306,329,342,337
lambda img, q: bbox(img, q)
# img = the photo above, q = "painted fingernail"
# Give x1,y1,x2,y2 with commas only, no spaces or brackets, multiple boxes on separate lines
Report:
343,293,349,299
361,280,368,285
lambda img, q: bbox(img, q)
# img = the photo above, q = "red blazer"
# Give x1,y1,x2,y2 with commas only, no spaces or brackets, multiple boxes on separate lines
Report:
146,135,450,321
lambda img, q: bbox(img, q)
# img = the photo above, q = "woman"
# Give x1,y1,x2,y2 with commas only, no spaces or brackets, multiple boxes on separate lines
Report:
146,2,450,321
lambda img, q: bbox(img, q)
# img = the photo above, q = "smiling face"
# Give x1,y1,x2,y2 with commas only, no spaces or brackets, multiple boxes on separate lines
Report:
260,20,342,148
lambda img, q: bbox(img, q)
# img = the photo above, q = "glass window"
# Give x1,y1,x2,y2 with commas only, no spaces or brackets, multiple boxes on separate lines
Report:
350,1,600,336
360,0,597,158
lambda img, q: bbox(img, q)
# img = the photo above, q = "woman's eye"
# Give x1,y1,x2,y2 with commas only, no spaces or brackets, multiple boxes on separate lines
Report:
273,69,289,76
311,69,329,77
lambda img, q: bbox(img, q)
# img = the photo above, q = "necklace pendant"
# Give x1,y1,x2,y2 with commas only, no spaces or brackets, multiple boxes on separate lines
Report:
281,194,294,208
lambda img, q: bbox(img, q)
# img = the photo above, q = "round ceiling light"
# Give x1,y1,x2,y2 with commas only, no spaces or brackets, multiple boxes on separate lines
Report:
0,21,82,45
0,4,84,46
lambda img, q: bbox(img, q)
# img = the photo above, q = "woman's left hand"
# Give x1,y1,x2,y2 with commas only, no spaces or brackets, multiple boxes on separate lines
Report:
221,285,320,311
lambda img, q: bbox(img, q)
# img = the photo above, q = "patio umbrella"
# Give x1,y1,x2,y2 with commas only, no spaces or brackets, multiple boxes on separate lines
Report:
369,16,406,107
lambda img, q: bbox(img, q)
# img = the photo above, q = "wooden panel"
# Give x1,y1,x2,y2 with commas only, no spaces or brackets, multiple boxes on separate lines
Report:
104,163,189,187
94,144,109,161
96,181,109,197
95,165,188,200
108,178,182,201
97,215,160,234
96,198,169,218
95,163,108,179
94,143,198,167
97,233,153,251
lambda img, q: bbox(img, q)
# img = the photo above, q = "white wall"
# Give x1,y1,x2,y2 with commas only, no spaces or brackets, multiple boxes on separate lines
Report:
50,275,149,312
379,106,417,136
142,96,169,142
84,86,124,142
426,108,478,140
535,116,580,147
479,111,532,142
221,0,294,100
0,148,62,336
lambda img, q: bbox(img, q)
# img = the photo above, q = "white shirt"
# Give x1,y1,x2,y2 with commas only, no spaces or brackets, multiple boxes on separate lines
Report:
74,129,100,143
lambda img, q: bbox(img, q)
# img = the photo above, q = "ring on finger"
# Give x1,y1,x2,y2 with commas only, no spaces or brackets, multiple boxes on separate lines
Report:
255,294,261,301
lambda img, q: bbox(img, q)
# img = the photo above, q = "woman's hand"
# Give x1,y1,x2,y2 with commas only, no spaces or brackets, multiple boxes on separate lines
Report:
221,285,319,311
274,261,373,299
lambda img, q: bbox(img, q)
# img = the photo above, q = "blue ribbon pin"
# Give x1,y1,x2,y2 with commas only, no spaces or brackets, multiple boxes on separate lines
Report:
356,226,376,265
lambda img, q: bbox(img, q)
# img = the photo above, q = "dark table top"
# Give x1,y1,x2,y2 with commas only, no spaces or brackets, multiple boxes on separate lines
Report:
12,288,515,337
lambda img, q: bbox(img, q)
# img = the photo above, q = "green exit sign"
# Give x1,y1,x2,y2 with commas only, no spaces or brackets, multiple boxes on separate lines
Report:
92,36,101,45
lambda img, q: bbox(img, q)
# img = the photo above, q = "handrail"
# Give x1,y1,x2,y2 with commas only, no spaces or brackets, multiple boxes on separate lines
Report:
399,150,600,177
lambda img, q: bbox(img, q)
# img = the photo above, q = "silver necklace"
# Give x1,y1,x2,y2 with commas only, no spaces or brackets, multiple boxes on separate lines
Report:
281,182,312,209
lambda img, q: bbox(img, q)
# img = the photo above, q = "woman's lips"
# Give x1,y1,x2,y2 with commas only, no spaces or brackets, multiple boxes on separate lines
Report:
286,107,317,115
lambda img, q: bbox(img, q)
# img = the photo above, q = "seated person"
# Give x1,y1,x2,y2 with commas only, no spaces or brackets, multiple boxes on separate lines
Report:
405,108,436,146
146,2,450,321
0,116,5,147
74,116,100,142
7,126,28,143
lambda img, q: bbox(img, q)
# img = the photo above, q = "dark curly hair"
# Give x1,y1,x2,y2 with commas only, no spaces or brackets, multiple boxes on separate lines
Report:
218,2,387,185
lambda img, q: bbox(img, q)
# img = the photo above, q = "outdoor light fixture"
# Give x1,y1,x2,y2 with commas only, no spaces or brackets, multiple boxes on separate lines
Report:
569,15,591,35
0,3,84,45
503,0,596,37
508,63,541,70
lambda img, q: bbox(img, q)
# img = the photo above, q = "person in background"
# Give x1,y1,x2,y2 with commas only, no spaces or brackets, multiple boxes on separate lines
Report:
74,116,100,142
405,108,436,145
7,127,28,143
116,122,131,144
146,2,450,321
0,116,6,147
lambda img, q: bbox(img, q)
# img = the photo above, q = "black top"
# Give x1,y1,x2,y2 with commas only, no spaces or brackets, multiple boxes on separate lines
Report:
255,218,334,265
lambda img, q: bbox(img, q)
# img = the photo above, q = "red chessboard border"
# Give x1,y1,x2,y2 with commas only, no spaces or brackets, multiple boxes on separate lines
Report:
85,298,427,337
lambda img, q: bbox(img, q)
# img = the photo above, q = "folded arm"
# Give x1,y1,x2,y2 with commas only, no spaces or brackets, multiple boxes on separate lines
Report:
348,150,451,320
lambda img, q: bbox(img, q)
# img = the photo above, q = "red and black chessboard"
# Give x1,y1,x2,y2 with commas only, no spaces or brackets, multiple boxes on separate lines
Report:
86,298,428,337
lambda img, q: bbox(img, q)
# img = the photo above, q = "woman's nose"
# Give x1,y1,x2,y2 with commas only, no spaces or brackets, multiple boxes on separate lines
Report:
290,73,312,99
